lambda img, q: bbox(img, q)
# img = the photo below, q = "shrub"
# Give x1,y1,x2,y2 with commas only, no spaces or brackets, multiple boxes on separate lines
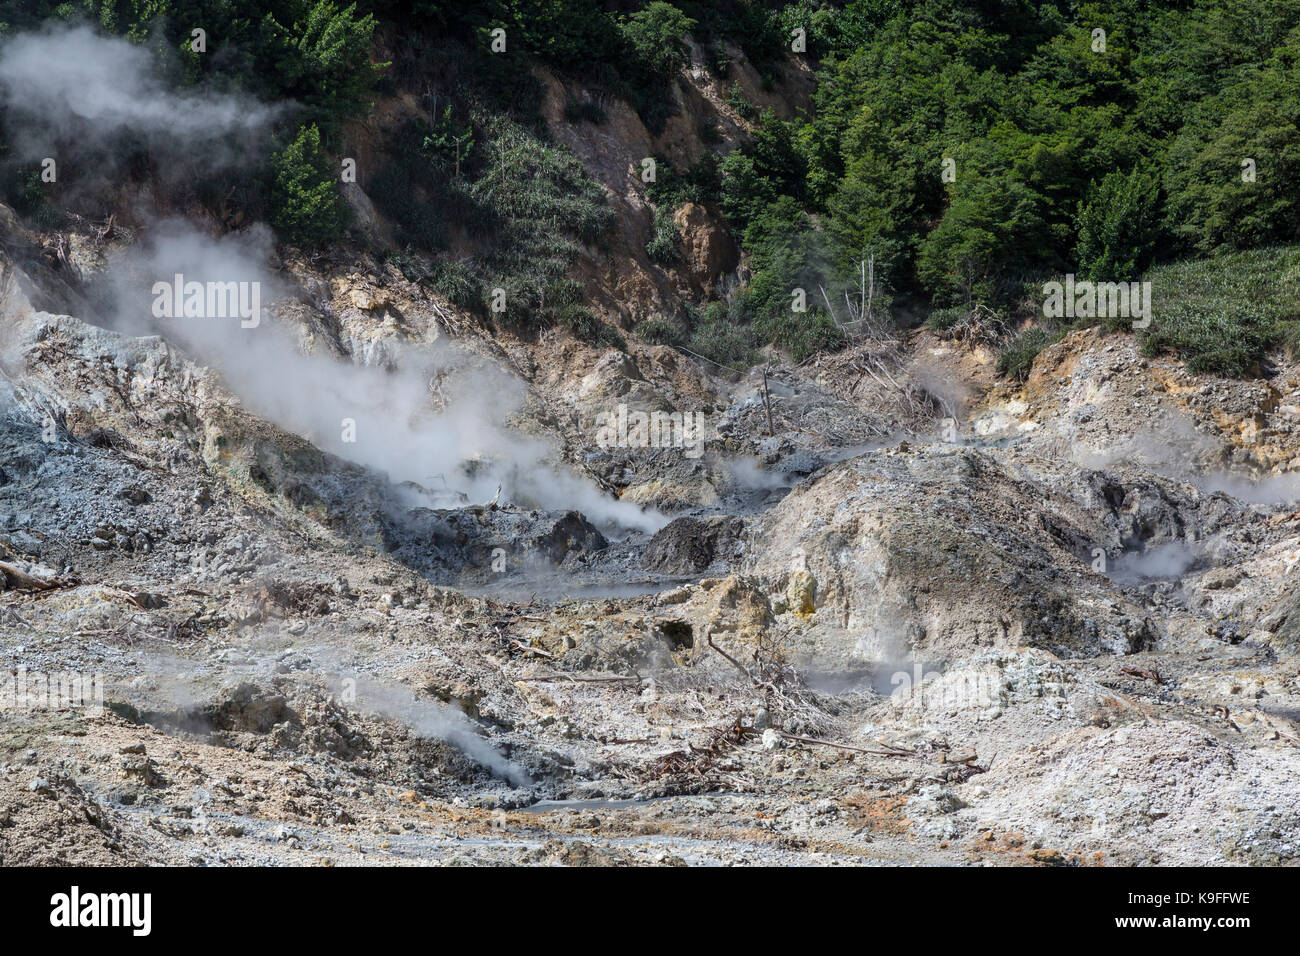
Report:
997,325,1062,381
487,0,621,70
269,124,349,247
559,304,626,348
370,110,610,333
465,112,613,321
633,316,682,345
925,306,967,334
687,311,759,370
385,250,431,282
431,259,481,308
755,310,847,363
420,106,475,177
1076,168,1160,282
544,277,585,307
727,84,759,122
3,166,61,229
703,41,731,77
646,153,720,208
1138,246,1300,376
926,303,1009,346
1143,305,1275,376
646,209,681,263
618,2,695,77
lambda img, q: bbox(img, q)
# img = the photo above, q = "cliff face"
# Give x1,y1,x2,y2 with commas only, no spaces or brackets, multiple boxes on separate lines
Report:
339,37,778,336
529,37,812,326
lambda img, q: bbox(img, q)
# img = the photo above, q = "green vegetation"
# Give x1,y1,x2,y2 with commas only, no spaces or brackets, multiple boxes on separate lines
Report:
985,247,1300,379
619,2,695,78
633,315,683,345
1076,167,1160,282
315,90,615,329
998,325,1063,381
1,0,384,125
719,111,806,227
1,0,378,245
465,112,613,323
713,0,1300,374
1142,246,1300,376
7,0,1300,366
2,163,60,229
646,209,682,264
645,154,721,210
270,124,351,247
687,301,761,369
642,154,720,277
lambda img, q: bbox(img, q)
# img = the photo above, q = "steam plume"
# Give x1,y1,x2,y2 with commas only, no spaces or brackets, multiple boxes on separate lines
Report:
0,24,276,166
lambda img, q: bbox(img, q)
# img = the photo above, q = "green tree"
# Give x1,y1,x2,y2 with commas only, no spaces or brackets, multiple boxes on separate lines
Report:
1163,57,1300,253
719,111,807,228
270,124,350,246
619,2,696,77
1075,167,1160,280
268,0,384,123
421,106,475,179
488,0,621,68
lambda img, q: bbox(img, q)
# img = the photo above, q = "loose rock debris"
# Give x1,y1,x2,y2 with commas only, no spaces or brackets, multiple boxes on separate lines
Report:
2,224,1300,868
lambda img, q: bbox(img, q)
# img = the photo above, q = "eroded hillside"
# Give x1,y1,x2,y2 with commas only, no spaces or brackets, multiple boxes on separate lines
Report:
3,210,1300,864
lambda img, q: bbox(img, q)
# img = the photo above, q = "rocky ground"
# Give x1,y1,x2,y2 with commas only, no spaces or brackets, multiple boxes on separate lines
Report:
2,214,1299,867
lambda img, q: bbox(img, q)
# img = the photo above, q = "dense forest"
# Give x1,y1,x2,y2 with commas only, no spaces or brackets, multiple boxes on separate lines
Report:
3,0,1299,376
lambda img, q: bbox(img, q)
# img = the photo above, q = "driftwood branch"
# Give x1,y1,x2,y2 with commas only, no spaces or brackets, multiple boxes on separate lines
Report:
509,639,553,659
776,731,916,757
515,672,640,684
760,359,776,436
707,631,757,685
0,561,72,592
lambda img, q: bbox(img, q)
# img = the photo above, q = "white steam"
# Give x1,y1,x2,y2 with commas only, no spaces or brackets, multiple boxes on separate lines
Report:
109,649,530,788
1106,541,1202,585
724,456,792,490
1196,472,1300,506
1069,425,1300,507
0,24,277,165
102,219,662,530
343,676,531,788
1,23,661,532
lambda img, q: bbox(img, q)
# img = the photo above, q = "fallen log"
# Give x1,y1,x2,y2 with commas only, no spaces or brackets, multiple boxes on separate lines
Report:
0,560,68,592
776,730,916,757
515,672,641,684
509,639,554,659
1119,664,1163,684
